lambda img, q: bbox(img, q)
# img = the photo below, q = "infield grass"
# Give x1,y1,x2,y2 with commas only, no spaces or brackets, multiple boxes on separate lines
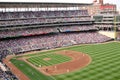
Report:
27,53,71,67
11,42,120,80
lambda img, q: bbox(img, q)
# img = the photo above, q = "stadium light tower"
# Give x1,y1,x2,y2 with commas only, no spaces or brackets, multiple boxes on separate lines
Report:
114,3,118,40
114,15,117,40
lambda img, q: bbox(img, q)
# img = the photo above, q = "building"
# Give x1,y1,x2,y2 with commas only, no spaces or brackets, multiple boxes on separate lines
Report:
80,0,117,15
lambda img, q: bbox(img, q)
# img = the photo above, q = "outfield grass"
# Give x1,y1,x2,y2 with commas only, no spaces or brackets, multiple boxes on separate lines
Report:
27,53,71,66
11,42,120,80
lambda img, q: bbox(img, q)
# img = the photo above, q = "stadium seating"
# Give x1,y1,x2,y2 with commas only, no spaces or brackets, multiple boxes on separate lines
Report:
0,9,112,60
0,27,58,38
0,32,112,56
0,3,118,80
0,9,114,80
0,25,98,38
0,63,18,80
59,25,97,32
0,17,93,26
0,10,88,20
96,25,113,28
117,27,120,30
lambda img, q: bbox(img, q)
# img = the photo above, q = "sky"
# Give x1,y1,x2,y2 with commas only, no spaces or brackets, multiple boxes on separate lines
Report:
0,0,120,10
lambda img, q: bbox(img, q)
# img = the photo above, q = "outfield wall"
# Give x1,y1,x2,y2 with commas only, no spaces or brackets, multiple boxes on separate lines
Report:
98,31,115,38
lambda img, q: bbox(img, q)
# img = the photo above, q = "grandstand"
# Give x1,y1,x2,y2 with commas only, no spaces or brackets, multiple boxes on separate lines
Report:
0,3,112,56
0,2,117,80
93,9,120,39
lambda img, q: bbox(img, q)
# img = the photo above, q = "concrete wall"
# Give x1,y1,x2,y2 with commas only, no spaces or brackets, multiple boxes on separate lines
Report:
98,31,115,38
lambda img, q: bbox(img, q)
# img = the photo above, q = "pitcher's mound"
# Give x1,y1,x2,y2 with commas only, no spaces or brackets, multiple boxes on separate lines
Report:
43,58,51,61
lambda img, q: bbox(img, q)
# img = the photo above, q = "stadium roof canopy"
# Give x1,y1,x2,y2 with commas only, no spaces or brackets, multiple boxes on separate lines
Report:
0,2,92,8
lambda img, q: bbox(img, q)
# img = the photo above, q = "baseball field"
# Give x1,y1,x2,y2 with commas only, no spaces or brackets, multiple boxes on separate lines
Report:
4,42,120,80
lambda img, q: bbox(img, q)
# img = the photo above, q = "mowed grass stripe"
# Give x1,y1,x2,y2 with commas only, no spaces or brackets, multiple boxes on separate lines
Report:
10,59,54,80
78,45,120,60
28,53,71,66
92,50,120,62
28,58,51,66
11,42,120,80
75,42,119,52
47,54,71,64
54,42,120,80
78,44,120,55
43,55,70,66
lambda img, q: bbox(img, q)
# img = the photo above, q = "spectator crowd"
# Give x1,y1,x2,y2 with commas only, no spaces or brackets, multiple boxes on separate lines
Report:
0,62,18,80
0,10,88,20
0,25,97,38
0,10,93,27
0,17,93,26
0,9,114,80
0,32,112,58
